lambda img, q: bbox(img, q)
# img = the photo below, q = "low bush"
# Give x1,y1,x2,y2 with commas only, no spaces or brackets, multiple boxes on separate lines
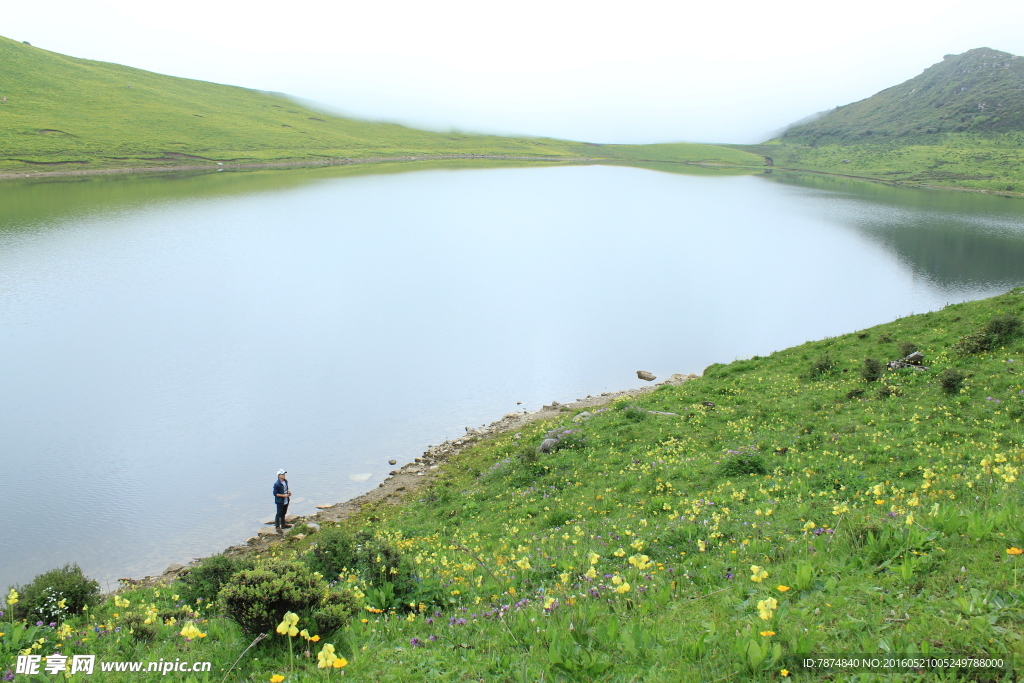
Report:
218,558,325,635
312,591,360,634
953,314,1022,354
176,554,254,605
939,368,966,395
8,563,99,622
718,447,767,477
898,341,918,357
807,352,837,378
861,358,884,382
305,529,411,591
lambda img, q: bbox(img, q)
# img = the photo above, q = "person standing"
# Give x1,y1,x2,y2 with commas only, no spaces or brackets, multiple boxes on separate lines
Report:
273,469,291,533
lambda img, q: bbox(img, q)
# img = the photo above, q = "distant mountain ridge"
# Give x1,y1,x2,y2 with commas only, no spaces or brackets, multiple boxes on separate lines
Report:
782,48,1024,144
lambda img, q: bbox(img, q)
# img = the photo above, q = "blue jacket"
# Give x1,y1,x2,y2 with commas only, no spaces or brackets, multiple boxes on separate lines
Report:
273,479,290,505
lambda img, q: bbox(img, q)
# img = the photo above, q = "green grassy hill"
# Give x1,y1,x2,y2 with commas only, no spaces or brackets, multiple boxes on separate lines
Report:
5,289,1023,681
730,48,1024,193
0,36,761,174
783,48,1024,144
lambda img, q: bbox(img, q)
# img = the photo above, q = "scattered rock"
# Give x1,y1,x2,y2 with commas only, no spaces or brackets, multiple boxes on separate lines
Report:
647,410,679,416
315,504,333,509
701,401,716,408
537,438,560,453
388,459,397,465
164,563,184,574
888,351,929,371
637,370,656,381
513,432,522,439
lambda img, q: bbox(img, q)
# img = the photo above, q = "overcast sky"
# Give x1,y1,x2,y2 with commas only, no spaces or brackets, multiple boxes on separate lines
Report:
6,0,1024,144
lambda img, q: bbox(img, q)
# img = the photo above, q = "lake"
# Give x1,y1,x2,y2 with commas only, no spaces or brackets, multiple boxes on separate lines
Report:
2,162,1024,592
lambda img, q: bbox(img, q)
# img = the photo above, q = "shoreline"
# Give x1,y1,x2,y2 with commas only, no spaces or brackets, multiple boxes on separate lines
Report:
4,151,1020,200
128,373,698,588
0,154,595,181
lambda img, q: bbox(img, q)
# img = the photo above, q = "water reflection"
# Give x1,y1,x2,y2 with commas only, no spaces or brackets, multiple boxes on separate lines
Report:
762,172,1024,291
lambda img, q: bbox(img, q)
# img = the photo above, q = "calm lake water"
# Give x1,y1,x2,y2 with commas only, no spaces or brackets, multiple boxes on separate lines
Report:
2,162,1024,591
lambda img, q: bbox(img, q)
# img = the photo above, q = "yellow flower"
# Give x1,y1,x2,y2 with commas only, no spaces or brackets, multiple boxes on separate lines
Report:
756,597,778,621
759,630,776,637
588,552,600,565
317,643,337,668
750,565,769,583
544,597,556,609
781,669,790,677
179,623,206,639
113,596,130,608
317,644,349,669
515,557,531,570
1007,547,1024,556
776,585,790,592
613,547,626,557
299,629,310,639
905,513,915,526
611,575,623,585
6,589,18,606
276,612,300,637
629,554,653,570
585,567,597,580
270,676,285,683
802,520,816,532
559,572,570,584
615,582,631,594
697,540,706,552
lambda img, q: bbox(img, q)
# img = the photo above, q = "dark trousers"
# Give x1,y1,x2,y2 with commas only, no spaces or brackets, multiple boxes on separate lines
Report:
275,503,289,527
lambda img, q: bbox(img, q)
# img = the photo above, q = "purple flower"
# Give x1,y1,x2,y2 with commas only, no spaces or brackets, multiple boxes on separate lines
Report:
410,637,423,647
3,670,13,682
428,634,437,642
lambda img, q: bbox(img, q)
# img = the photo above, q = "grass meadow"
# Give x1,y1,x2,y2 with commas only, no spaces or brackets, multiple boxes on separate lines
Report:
0,36,760,174
4,288,1024,682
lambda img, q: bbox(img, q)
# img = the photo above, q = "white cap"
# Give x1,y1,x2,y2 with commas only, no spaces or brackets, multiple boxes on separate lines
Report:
277,469,287,475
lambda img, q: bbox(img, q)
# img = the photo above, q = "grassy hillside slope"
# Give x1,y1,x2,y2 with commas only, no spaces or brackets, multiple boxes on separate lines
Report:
730,48,1024,193
6,289,1023,681
783,48,1024,144
0,36,761,174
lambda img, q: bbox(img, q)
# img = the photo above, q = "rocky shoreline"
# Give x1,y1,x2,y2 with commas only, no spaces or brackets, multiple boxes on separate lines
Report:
128,373,698,588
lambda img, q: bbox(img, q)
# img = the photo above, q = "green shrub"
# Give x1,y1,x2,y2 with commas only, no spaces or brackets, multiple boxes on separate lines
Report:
952,331,992,355
218,558,325,635
807,352,837,378
1006,393,1024,419
953,314,1022,354
121,613,159,642
898,341,918,357
305,529,410,591
176,554,254,605
9,563,99,622
939,368,966,395
861,358,884,382
622,405,649,422
982,314,1022,341
312,592,360,634
878,384,900,399
718,448,767,477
